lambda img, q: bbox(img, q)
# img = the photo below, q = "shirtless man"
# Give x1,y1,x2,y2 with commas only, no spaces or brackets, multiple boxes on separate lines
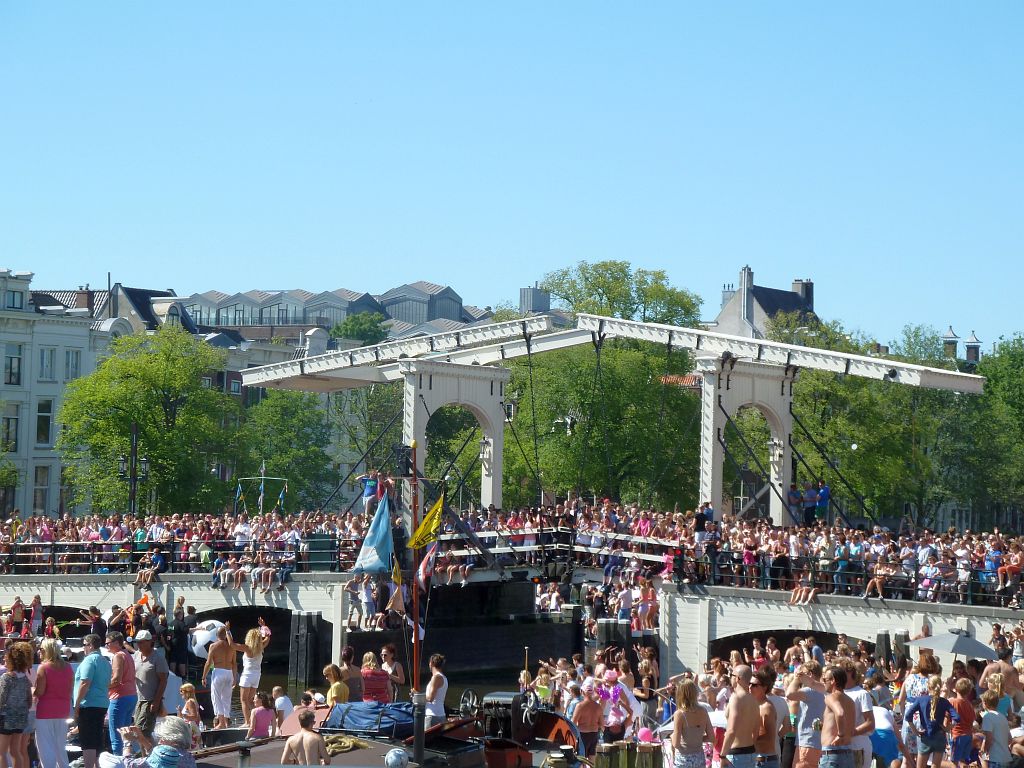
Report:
722,665,760,768
571,682,603,758
820,666,855,768
751,667,779,768
281,710,329,765
202,626,237,729
981,648,1024,708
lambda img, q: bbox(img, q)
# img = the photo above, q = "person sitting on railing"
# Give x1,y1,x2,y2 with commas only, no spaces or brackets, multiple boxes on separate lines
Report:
133,545,168,590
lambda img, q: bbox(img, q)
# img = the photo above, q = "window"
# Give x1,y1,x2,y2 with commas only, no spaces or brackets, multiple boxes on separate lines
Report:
5,290,23,309
32,465,49,514
4,343,22,385
64,349,81,380
167,306,180,326
230,379,242,395
234,308,244,324
0,486,14,515
2,404,18,452
38,347,56,381
35,399,53,446
201,376,213,388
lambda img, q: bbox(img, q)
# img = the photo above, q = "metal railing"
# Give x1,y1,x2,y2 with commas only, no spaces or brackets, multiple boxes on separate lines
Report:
2,529,1016,609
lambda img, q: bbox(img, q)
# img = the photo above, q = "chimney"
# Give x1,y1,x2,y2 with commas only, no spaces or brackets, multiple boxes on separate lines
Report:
792,279,814,312
941,326,960,359
720,282,736,309
965,331,982,364
739,266,754,326
75,286,95,314
519,285,550,314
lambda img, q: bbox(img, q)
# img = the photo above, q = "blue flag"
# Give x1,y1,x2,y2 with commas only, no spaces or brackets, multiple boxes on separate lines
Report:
235,483,242,502
352,496,394,574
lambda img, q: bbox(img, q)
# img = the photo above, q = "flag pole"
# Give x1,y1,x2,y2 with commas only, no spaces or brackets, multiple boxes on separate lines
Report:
409,440,425,766
410,440,420,691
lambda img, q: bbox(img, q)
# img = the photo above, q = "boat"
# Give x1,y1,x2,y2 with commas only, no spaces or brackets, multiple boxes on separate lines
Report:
194,689,581,768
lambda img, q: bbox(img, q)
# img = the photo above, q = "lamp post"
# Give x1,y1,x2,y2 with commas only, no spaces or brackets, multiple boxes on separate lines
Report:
117,421,149,517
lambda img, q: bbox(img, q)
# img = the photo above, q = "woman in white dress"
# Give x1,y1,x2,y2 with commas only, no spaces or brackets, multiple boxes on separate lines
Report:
234,627,272,726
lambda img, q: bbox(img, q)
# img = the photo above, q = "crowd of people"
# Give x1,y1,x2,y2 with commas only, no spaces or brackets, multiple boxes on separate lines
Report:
530,625,1024,768
2,493,1022,613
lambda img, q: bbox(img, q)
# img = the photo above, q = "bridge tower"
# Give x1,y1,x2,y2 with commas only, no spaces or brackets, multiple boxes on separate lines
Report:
697,355,798,525
399,359,510,511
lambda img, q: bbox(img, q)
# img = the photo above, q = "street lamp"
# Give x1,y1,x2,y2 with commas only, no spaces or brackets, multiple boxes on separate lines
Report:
117,421,149,517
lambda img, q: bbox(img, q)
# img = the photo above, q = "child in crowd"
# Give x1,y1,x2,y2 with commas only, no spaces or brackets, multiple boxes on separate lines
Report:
178,683,203,749
981,689,1012,768
950,677,976,768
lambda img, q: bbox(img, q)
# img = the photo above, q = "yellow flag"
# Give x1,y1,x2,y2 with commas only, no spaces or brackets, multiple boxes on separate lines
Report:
407,492,444,549
392,555,402,586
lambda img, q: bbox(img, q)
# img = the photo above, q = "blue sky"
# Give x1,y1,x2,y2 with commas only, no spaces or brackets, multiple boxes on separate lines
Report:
1,3,1021,348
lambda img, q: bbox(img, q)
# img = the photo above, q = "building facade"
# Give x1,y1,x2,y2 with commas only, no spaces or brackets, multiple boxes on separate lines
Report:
0,271,118,515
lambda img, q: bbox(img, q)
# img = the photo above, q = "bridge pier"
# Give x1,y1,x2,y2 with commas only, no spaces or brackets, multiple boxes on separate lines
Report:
659,586,1008,678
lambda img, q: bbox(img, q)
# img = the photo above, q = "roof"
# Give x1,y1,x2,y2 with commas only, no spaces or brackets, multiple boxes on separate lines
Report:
661,374,703,390
331,288,364,302
196,290,230,303
751,286,813,318
32,289,111,316
380,281,461,303
408,280,448,296
197,327,247,345
120,287,176,329
462,305,492,322
966,331,981,344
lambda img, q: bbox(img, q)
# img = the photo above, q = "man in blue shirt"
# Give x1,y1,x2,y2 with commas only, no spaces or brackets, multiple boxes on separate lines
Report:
74,633,113,767
358,469,380,515
816,480,831,523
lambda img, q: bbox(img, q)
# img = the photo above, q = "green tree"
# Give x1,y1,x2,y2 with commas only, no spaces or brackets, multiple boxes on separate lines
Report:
57,327,241,513
330,383,403,475
237,390,335,510
489,260,705,508
541,260,701,325
330,312,389,346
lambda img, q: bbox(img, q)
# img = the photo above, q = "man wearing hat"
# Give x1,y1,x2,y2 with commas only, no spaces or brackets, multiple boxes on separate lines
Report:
132,629,170,743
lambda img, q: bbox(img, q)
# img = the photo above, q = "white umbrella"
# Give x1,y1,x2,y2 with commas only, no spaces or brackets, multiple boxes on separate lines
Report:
906,629,997,660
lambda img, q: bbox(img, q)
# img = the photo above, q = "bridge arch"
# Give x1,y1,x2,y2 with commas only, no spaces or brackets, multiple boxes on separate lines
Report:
698,357,797,524
399,359,510,510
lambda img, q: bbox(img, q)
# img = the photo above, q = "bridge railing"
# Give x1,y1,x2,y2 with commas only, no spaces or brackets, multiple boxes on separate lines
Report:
433,526,1011,608
4,531,1012,609
2,537,354,576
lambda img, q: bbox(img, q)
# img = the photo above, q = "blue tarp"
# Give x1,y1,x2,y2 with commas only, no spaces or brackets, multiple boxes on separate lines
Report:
321,701,416,739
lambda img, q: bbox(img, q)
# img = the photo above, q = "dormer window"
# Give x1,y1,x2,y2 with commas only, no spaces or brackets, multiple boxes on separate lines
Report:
167,306,180,326
5,290,23,309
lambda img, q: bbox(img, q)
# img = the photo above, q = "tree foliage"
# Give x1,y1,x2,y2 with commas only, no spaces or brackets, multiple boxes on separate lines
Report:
237,391,335,510
330,312,389,345
58,327,240,513
541,260,701,325
765,313,1024,527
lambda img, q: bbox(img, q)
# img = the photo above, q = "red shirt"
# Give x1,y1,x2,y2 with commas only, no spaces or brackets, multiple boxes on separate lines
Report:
952,697,975,738
361,668,392,704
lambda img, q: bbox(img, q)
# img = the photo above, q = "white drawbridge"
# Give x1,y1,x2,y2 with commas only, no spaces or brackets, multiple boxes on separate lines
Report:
241,314,984,521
